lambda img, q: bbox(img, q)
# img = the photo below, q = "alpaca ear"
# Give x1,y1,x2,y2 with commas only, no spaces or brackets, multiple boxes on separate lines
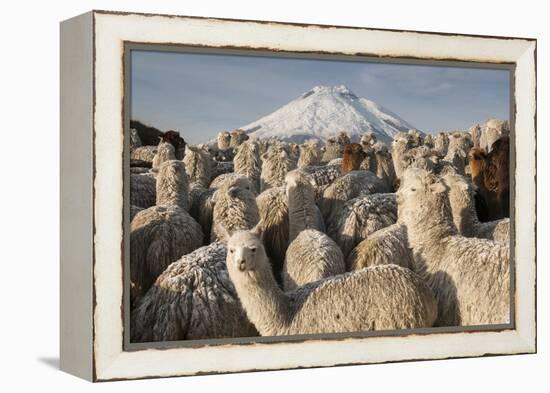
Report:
458,181,469,191
227,186,239,198
430,182,447,194
249,221,264,241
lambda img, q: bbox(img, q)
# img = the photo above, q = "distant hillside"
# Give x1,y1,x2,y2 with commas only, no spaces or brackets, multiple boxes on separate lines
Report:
130,120,163,146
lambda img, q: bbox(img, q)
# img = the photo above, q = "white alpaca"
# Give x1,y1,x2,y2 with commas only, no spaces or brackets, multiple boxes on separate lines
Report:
226,228,437,336
398,168,510,326
328,193,397,258
230,129,249,147
301,164,343,201
346,224,412,271
211,180,260,242
469,124,482,149
131,145,158,163
130,171,156,209
433,132,449,156
320,170,388,226
360,132,377,150
391,136,413,180
234,140,261,193
130,160,203,302
321,137,343,163
282,170,345,290
260,143,297,191
442,132,472,175
297,139,323,168
443,172,509,243
130,128,142,150
217,130,231,150
183,144,215,187
151,141,176,173
256,186,289,279
131,242,258,342
479,119,509,153
191,175,255,242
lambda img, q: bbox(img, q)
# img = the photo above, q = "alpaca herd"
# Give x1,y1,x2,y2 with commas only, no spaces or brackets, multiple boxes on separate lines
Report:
129,119,511,343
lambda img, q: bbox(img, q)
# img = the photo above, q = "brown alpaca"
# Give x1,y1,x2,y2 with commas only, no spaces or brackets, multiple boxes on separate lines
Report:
342,143,367,173
469,148,487,188
161,130,185,147
468,136,510,220
483,136,510,219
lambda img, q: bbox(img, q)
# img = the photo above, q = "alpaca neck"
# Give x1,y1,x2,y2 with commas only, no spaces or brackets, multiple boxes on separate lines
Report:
450,192,479,236
404,195,457,259
287,182,317,242
234,260,290,336
156,172,188,210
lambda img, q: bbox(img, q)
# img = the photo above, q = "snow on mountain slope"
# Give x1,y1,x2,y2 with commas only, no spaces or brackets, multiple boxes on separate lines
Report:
240,85,417,144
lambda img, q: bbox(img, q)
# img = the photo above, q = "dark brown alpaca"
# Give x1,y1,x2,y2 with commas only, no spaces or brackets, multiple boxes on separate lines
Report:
161,130,186,160
468,136,510,220
342,143,367,173
484,136,510,219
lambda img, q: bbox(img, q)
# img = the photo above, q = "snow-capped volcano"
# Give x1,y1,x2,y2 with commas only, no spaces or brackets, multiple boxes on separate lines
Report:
240,85,416,144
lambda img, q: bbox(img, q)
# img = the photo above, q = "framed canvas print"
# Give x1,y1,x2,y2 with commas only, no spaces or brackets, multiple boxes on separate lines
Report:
60,10,537,382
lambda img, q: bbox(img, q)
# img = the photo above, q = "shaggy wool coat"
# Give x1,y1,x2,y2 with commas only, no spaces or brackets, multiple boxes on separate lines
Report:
132,242,257,342
227,230,437,336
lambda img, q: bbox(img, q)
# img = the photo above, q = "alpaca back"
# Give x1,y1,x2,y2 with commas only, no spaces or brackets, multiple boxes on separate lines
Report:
130,205,204,301
131,145,158,163
418,236,509,326
131,242,257,342
283,265,437,335
211,184,260,242
347,224,412,271
130,172,156,209
301,164,343,201
283,229,345,291
329,193,397,258
320,170,388,225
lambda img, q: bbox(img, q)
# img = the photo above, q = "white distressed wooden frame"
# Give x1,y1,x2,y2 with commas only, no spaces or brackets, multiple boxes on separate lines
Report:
60,10,536,382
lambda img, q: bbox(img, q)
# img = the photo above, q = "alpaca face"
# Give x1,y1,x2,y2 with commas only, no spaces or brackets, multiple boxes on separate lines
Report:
468,148,487,178
227,231,265,272
397,169,447,224
442,173,472,204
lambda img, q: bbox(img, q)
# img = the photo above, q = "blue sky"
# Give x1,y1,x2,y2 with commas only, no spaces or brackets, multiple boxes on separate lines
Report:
131,50,510,144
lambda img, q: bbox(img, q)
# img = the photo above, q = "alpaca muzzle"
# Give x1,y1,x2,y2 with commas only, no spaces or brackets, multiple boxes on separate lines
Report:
237,259,246,271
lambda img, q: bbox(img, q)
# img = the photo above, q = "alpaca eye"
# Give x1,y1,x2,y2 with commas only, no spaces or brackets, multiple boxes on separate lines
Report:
229,249,234,254
250,247,256,252
411,188,416,192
